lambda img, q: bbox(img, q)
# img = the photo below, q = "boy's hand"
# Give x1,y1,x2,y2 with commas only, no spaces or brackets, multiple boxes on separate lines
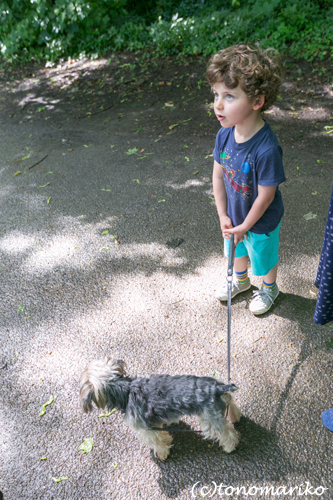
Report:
223,225,248,246
220,215,233,235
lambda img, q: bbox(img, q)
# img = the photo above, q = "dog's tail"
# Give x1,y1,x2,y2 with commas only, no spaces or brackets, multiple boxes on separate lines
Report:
80,358,127,413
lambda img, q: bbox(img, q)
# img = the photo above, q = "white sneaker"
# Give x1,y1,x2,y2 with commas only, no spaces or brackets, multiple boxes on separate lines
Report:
215,277,251,302
249,285,279,315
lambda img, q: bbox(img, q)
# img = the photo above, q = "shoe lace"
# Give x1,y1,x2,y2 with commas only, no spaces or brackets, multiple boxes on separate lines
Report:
251,288,275,305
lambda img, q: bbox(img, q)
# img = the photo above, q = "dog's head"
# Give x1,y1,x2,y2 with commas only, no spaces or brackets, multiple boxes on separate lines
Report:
80,358,127,413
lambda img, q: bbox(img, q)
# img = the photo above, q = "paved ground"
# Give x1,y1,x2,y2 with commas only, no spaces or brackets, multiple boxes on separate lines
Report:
0,53,332,499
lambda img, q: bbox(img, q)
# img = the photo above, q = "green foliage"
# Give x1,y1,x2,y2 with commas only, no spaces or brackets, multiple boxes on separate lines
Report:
1,0,333,63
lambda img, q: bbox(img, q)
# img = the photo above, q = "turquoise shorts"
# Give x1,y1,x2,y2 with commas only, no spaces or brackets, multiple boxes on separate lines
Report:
224,222,281,277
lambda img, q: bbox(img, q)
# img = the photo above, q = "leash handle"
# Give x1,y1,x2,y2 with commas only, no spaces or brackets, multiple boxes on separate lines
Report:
228,234,235,277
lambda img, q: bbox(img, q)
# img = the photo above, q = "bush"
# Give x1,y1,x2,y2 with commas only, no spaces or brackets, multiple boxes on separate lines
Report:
0,0,333,63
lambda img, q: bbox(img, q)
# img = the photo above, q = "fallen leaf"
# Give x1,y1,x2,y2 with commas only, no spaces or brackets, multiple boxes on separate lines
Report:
98,409,117,417
312,191,318,195
14,171,21,176
185,157,190,162
78,437,94,454
101,188,112,191
40,457,47,461
193,171,199,175
52,477,68,483
39,183,50,189
100,246,110,251
317,159,326,164
169,124,179,130
325,338,333,350
100,230,109,235
39,395,54,416
17,305,26,313
165,102,174,107
303,212,317,220
133,179,140,183
47,197,51,205
125,147,138,155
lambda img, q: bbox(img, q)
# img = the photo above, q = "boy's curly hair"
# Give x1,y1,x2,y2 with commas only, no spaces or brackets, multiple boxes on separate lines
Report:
206,44,284,111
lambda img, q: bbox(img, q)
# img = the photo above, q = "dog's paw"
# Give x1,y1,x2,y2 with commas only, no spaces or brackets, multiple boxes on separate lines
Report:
155,448,171,461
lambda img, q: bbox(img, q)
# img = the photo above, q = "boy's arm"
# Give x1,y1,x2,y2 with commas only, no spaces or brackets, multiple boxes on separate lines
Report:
224,184,277,245
212,160,233,233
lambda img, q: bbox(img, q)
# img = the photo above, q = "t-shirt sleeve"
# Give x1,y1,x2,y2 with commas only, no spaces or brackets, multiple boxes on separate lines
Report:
256,146,286,186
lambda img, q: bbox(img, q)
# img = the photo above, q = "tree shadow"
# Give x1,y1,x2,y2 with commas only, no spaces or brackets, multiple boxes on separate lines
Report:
153,417,295,498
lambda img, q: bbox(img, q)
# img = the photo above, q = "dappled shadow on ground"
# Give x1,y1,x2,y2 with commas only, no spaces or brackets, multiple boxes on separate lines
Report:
1,53,333,500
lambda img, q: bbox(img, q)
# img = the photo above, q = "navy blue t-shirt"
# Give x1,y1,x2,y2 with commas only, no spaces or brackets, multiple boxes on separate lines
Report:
213,122,286,234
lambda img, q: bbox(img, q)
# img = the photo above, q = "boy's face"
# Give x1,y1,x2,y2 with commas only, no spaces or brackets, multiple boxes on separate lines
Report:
212,81,263,129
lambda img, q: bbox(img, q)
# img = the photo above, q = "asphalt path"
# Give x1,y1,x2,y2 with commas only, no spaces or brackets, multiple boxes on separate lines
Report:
0,60,332,499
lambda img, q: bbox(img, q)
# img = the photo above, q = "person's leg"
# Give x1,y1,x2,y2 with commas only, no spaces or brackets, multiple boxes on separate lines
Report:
234,256,249,274
246,224,281,315
262,264,277,285
215,244,251,301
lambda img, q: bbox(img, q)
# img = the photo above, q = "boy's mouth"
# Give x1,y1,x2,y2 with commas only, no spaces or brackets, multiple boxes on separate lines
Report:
216,114,225,121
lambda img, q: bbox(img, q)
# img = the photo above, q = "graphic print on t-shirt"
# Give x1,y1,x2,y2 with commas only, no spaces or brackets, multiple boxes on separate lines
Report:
219,151,252,198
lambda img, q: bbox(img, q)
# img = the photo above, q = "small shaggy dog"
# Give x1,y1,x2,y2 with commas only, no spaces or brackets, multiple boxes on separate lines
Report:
80,358,241,460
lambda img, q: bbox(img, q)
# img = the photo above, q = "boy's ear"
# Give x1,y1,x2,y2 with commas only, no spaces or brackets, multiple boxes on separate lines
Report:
253,95,265,110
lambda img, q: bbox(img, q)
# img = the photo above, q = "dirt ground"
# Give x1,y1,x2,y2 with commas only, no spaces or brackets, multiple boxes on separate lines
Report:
0,51,332,500
1,51,333,143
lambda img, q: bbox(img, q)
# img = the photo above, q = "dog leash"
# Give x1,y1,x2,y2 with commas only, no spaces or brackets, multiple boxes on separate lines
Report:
147,238,234,435
227,234,235,385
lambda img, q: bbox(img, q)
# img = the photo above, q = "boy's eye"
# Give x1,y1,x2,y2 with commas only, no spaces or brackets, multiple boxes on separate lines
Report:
226,94,234,100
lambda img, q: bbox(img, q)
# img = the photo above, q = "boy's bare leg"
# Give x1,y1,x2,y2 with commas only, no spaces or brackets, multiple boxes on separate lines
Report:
234,256,248,273
263,264,277,284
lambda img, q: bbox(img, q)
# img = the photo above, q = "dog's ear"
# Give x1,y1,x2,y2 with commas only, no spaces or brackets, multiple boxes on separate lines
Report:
80,372,107,412
81,391,93,413
108,359,127,378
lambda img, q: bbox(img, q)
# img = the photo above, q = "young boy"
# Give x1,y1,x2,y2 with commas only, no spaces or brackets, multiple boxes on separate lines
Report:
206,44,286,315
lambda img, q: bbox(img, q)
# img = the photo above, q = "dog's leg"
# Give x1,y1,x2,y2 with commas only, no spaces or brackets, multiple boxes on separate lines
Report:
137,429,173,461
216,421,239,453
227,400,241,424
199,410,239,453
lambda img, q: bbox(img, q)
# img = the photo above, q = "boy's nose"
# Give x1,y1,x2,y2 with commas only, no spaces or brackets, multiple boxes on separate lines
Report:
215,99,223,109
215,97,223,109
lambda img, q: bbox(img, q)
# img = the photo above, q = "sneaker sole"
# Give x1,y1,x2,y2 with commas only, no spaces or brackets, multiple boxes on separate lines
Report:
216,281,252,302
